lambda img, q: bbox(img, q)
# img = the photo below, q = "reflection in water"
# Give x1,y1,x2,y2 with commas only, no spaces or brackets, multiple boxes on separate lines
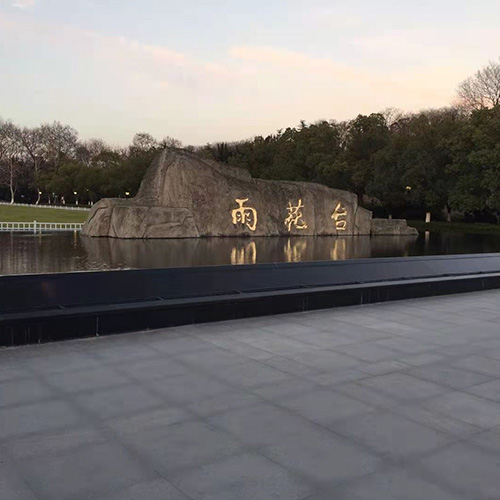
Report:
284,238,308,262
231,241,257,265
2,231,500,275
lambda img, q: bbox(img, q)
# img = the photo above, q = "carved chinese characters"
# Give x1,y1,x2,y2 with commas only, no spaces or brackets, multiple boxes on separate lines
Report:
284,199,307,231
231,198,257,231
332,202,347,231
230,197,350,234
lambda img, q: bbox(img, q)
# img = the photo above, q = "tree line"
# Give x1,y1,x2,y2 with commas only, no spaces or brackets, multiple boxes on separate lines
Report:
1,59,500,221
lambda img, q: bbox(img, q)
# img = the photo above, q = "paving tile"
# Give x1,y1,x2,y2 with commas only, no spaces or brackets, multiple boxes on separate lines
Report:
0,377,55,408
394,406,481,438
357,373,448,402
107,406,191,436
176,349,249,371
45,366,127,394
121,420,242,473
406,364,492,390
0,361,32,383
263,426,380,484
424,391,500,428
357,360,409,375
205,338,275,360
285,350,363,372
399,352,450,367
118,357,190,381
0,457,38,500
466,429,500,454
276,388,374,426
466,379,500,402
335,381,401,409
186,391,261,418
307,369,368,387
0,400,83,440
91,343,160,363
20,442,153,500
261,322,321,338
6,426,108,460
211,360,292,388
236,334,315,356
419,442,500,499
149,373,232,403
75,384,163,421
250,379,320,401
451,355,500,377
331,467,466,500
334,411,453,459
171,453,313,500
23,351,101,375
94,478,191,500
334,342,399,363
149,335,218,355
262,355,323,377
209,402,319,447
374,337,437,354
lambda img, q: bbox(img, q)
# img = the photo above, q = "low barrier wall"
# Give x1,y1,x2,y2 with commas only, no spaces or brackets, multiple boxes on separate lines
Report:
2,253,500,346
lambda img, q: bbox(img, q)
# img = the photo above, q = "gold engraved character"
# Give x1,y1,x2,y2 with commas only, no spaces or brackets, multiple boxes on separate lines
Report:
284,199,308,231
231,198,257,231
332,202,348,231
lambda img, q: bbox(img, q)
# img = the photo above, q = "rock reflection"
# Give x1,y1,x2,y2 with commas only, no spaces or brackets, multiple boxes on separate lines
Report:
5,230,500,275
80,234,417,270
231,241,257,265
284,238,308,262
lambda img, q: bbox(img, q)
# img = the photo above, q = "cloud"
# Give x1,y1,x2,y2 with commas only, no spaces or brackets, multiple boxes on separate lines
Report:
0,12,470,144
229,46,361,81
11,0,36,9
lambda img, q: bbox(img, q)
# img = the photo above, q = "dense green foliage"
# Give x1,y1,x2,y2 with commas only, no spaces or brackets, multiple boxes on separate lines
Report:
200,106,500,221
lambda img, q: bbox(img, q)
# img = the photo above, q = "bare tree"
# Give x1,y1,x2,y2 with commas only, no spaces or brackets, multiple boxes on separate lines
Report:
39,121,78,168
17,126,45,203
381,107,404,127
457,59,500,111
0,122,24,204
159,136,183,149
76,138,112,167
130,132,158,153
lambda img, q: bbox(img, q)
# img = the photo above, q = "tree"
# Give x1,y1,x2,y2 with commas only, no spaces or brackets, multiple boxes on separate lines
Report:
130,132,158,154
17,126,45,203
39,121,78,168
457,59,500,111
159,136,182,149
0,121,25,203
344,113,390,198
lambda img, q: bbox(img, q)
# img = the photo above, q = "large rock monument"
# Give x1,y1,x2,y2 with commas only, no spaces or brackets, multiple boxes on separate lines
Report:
82,149,417,238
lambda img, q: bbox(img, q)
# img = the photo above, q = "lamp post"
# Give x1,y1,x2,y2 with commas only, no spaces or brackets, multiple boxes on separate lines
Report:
74,191,78,206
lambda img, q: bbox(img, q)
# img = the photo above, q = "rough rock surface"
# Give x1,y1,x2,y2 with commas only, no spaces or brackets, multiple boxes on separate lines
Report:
371,218,419,236
82,150,412,238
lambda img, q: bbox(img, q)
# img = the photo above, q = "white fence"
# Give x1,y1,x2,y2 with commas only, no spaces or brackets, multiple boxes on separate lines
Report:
0,222,84,233
0,202,90,212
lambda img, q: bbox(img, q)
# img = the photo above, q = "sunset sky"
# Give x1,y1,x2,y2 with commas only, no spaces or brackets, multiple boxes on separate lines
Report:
1,0,499,145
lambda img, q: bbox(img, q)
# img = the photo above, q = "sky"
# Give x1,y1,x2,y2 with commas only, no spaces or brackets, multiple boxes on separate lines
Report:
0,0,499,146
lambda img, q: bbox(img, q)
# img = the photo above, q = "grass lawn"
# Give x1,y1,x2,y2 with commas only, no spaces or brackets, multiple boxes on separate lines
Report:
0,205,89,223
408,220,500,235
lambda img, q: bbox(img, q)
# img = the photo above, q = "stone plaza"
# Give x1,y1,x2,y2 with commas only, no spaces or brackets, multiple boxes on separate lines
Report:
2,290,500,499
